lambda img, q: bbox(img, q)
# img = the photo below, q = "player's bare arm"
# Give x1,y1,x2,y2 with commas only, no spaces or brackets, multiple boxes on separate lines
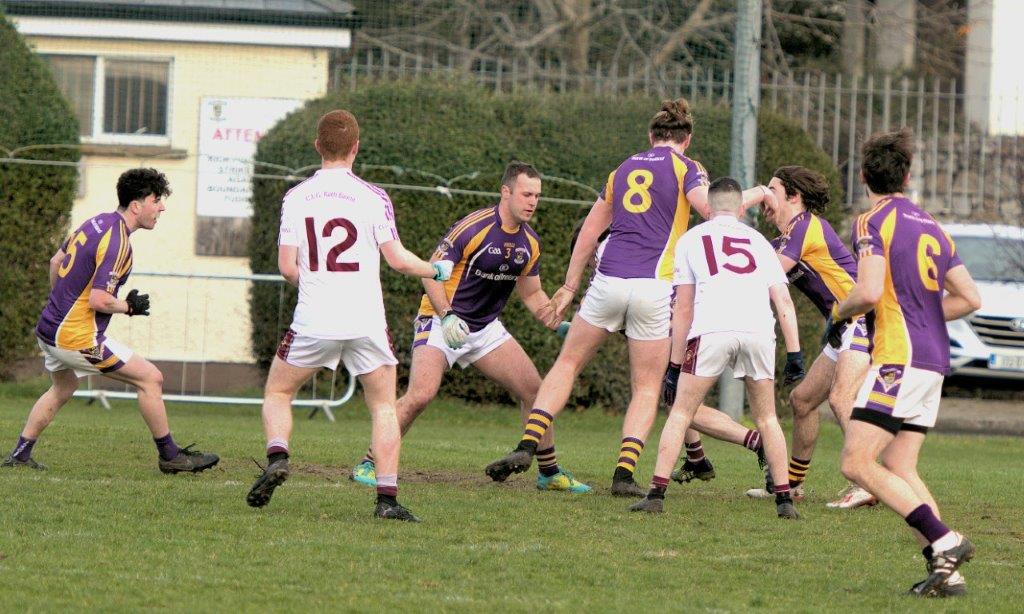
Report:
515,275,559,329
687,184,768,220
836,255,885,320
48,248,66,289
380,239,450,280
768,283,801,353
87,289,130,314
421,276,452,315
777,253,798,273
554,197,612,316
669,284,695,364
941,265,982,321
277,244,299,287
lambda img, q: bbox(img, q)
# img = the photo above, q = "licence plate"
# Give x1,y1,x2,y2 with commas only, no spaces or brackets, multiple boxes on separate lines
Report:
989,353,1024,372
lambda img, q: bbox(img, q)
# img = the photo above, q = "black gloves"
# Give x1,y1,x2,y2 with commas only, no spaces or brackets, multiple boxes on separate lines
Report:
125,289,150,316
663,361,682,406
822,315,847,350
783,351,806,385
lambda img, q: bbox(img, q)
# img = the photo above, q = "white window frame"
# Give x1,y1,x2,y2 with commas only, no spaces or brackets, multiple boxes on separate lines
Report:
44,52,174,146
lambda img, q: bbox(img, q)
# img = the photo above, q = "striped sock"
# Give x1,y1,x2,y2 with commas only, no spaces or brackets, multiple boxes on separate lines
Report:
361,448,374,465
685,440,705,463
615,437,644,477
788,457,811,487
376,474,398,499
649,475,670,498
536,447,559,477
774,483,792,497
521,409,553,445
743,430,761,451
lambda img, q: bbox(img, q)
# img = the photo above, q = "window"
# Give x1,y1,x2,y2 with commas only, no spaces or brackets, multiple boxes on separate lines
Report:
42,54,171,143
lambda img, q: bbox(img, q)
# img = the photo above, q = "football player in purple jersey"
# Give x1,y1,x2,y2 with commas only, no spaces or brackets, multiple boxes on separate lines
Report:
349,162,589,493
3,168,219,474
833,129,980,596
485,99,777,495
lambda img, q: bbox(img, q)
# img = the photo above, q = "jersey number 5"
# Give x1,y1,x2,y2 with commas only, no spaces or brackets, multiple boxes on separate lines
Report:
917,234,941,291
305,217,359,272
702,235,757,275
58,231,88,278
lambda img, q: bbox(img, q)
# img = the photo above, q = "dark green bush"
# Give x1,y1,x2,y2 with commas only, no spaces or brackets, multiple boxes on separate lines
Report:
250,79,841,410
0,12,79,379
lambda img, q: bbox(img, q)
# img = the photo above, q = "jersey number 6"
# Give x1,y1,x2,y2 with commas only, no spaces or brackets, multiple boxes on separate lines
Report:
702,235,757,275
305,217,359,272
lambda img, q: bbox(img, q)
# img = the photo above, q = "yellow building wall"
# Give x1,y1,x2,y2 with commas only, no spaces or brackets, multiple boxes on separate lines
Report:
26,36,329,364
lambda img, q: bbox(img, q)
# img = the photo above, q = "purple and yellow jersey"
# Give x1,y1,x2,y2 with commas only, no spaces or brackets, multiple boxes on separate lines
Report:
852,196,963,374
416,205,541,333
598,146,709,281
36,212,133,351
771,211,858,318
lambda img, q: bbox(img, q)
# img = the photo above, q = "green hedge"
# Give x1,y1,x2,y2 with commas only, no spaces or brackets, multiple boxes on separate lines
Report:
250,80,842,410
0,13,79,379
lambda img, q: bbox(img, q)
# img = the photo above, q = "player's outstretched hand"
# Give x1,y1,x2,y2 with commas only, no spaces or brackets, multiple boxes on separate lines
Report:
432,260,454,282
822,315,846,349
783,351,806,385
551,285,575,319
441,312,470,349
662,361,681,406
536,303,560,329
125,289,150,316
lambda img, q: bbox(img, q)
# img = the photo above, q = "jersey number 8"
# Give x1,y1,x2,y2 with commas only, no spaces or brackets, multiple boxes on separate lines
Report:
623,169,654,214
305,217,359,272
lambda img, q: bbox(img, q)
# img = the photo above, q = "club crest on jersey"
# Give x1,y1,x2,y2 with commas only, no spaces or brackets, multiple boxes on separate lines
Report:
105,272,119,294
876,365,903,393
513,246,529,265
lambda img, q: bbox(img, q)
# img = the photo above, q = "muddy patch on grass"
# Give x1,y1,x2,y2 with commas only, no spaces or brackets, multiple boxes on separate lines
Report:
294,462,514,487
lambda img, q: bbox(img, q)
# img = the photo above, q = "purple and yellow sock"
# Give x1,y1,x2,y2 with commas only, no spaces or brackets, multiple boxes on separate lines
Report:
685,440,706,463
521,409,553,445
536,447,559,477
154,433,179,461
615,437,644,477
788,456,811,488
11,436,36,462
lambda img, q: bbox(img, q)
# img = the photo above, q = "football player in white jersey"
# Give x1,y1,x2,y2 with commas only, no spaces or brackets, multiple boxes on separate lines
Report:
630,177,803,519
246,110,452,522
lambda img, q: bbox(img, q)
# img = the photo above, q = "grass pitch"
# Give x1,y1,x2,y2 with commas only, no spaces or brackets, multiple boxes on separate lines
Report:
0,380,1021,612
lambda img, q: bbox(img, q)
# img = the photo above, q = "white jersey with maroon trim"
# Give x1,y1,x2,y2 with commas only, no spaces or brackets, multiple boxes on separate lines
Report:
279,167,399,340
673,214,787,339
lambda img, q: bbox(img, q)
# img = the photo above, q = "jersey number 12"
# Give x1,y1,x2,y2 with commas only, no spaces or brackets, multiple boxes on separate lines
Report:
305,217,359,272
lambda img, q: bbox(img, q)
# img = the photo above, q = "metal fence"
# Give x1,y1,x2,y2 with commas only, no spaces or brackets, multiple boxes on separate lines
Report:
72,271,357,421
336,51,1024,225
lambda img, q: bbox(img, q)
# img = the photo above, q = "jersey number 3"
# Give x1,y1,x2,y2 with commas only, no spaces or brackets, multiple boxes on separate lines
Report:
305,217,359,272
702,235,757,275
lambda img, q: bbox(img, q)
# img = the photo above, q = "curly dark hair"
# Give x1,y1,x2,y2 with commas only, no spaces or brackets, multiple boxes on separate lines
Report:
116,168,171,209
861,128,914,195
773,166,830,214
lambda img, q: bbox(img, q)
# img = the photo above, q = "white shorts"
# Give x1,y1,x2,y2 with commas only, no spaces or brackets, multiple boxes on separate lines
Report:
38,336,134,378
276,329,397,376
681,331,776,380
852,364,944,433
412,316,511,369
822,317,872,362
577,273,672,340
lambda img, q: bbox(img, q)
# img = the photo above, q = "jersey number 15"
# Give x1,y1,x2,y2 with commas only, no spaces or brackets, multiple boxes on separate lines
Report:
702,235,757,275
305,217,359,272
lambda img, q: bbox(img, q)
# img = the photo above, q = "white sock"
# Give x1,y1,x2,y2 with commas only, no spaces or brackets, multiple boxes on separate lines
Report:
931,531,960,553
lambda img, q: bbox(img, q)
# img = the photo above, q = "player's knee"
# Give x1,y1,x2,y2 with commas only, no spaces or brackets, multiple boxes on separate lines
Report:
401,390,433,416
840,453,863,483
789,388,814,417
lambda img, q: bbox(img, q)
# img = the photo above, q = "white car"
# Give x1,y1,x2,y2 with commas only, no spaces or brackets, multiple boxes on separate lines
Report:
945,224,1024,380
